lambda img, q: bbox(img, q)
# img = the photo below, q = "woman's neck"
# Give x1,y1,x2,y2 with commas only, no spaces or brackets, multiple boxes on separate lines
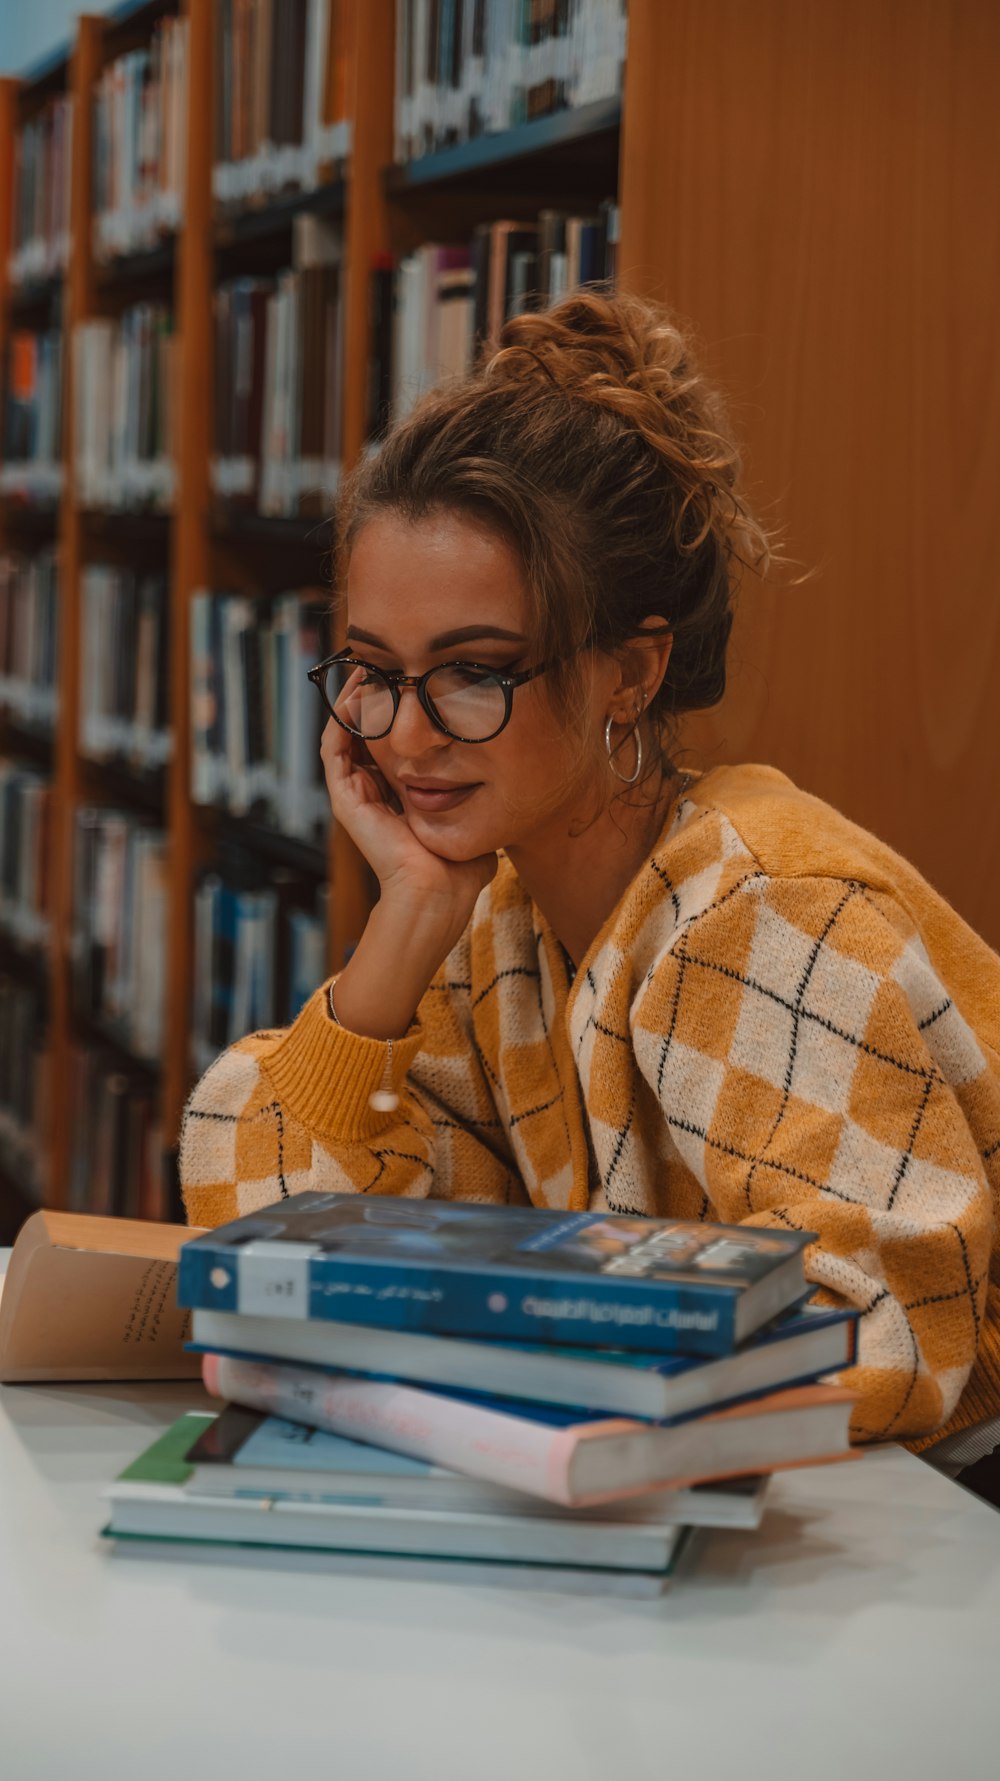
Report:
506,771,678,968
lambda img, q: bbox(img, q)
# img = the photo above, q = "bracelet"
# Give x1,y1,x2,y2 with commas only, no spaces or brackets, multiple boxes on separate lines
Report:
326,976,400,1114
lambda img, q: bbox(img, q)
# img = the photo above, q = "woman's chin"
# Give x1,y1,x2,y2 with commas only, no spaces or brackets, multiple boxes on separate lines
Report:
405,809,504,863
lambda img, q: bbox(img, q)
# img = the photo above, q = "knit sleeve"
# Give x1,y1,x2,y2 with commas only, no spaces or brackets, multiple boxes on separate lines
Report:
631,873,995,1445
179,933,521,1230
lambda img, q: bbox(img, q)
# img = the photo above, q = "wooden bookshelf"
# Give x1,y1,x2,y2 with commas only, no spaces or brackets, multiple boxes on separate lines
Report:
0,0,630,1222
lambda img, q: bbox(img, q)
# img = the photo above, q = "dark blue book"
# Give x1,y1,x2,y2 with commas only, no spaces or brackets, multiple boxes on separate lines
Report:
177,1192,815,1357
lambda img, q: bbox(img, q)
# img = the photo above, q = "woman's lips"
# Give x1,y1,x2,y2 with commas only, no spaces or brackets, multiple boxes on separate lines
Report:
400,782,479,814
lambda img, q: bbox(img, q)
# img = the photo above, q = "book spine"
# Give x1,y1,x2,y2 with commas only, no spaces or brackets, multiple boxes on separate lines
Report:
204,1353,580,1501
179,1245,740,1355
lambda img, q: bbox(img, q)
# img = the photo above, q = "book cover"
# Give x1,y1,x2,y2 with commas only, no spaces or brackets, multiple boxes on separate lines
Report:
178,1191,813,1356
0,1210,206,1383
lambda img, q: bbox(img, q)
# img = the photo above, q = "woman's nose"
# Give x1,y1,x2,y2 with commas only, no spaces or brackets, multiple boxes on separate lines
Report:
387,684,446,754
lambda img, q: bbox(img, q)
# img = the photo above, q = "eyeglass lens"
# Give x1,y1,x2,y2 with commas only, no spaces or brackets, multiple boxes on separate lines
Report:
325,660,509,742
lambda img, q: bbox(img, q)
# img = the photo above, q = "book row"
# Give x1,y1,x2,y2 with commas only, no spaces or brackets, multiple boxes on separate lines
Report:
0,761,51,952
72,807,168,1065
0,549,59,736
394,0,627,163
385,204,618,425
0,329,65,506
212,242,343,515
66,1044,168,1222
73,305,177,512
190,588,329,839
0,976,50,1205
92,14,189,262
193,868,329,1075
7,93,73,288
212,0,351,206
80,565,172,772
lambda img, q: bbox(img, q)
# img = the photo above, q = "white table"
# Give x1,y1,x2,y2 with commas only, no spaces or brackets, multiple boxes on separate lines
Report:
1,1260,998,1780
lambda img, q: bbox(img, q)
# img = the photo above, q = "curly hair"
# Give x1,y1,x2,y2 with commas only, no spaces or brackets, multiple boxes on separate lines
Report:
335,287,774,784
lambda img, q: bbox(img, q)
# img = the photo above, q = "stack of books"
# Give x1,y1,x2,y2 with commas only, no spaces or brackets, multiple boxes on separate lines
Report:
103,1195,859,1595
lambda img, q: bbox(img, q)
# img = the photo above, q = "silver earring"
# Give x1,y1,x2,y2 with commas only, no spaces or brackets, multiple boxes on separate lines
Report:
605,714,643,785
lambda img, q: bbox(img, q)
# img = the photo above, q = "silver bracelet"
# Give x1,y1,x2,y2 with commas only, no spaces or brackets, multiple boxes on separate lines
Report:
326,976,399,1113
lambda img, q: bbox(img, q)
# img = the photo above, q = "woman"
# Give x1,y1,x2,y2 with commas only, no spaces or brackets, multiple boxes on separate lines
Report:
181,289,1000,1467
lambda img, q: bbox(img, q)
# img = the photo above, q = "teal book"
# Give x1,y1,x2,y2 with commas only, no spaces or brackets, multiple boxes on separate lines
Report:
178,1192,813,1357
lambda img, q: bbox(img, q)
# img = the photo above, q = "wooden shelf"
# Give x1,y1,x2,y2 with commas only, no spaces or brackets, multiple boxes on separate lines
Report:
0,930,49,996
0,500,59,540
79,507,173,539
384,99,621,200
77,753,168,819
93,237,177,296
71,1008,162,1084
196,804,329,880
7,276,64,324
0,719,55,769
207,507,334,561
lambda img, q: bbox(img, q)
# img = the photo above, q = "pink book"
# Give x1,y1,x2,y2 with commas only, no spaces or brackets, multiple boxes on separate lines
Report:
202,1354,857,1509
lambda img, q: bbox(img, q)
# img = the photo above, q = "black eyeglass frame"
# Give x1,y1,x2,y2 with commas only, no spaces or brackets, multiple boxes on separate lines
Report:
307,647,552,744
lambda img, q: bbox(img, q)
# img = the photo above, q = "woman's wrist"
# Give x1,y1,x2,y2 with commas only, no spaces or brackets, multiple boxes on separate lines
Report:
328,894,459,1040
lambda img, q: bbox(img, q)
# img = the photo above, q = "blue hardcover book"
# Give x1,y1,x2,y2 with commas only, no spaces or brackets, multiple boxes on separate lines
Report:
177,1192,815,1357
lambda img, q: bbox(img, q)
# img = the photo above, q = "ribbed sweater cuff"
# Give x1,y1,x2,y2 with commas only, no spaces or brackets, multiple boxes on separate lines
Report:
263,983,425,1143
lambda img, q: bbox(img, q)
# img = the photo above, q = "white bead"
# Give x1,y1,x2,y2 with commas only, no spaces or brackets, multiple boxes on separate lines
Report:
369,1089,400,1113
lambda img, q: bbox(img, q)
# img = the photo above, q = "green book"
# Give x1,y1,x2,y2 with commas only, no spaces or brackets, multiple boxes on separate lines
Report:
116,1411,216,1487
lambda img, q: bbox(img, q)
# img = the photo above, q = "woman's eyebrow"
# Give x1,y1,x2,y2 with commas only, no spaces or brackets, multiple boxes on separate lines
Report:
346,624,528,650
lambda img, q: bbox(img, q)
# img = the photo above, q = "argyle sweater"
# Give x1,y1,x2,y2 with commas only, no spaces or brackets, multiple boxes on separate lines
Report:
180,763,1000,1448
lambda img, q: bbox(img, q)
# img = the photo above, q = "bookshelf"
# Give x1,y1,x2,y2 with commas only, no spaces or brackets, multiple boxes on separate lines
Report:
0,0,628,1231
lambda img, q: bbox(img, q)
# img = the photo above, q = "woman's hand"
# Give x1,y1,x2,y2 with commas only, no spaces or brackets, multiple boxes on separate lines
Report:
320,715,497,1038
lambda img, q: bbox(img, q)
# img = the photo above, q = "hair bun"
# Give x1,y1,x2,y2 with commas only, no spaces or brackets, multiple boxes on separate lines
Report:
485,289,741,557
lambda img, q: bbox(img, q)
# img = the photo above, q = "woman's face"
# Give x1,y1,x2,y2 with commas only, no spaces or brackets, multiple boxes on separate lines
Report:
344,510,618,862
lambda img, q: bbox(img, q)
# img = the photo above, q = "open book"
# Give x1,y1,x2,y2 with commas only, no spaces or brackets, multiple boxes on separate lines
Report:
0,1210,206,1383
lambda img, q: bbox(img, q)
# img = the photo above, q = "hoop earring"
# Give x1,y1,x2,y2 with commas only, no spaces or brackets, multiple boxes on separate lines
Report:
605,714,643,785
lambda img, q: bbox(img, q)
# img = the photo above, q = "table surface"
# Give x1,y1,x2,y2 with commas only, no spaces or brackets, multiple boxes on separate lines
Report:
2,1254,999,1780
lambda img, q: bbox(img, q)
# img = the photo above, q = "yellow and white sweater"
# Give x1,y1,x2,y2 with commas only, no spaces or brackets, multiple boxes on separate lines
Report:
180,764,1000,1447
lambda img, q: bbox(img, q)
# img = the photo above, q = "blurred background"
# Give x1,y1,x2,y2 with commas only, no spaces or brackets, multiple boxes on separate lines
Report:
0,0,996,1240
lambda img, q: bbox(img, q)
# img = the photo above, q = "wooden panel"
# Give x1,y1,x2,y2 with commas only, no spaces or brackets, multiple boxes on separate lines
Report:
163,0,214,1146
330,0,397,970
620,0,1000,949
48,17,104,1204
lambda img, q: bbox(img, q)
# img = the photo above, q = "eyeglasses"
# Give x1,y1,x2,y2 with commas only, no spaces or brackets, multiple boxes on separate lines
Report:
307,648,551,744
